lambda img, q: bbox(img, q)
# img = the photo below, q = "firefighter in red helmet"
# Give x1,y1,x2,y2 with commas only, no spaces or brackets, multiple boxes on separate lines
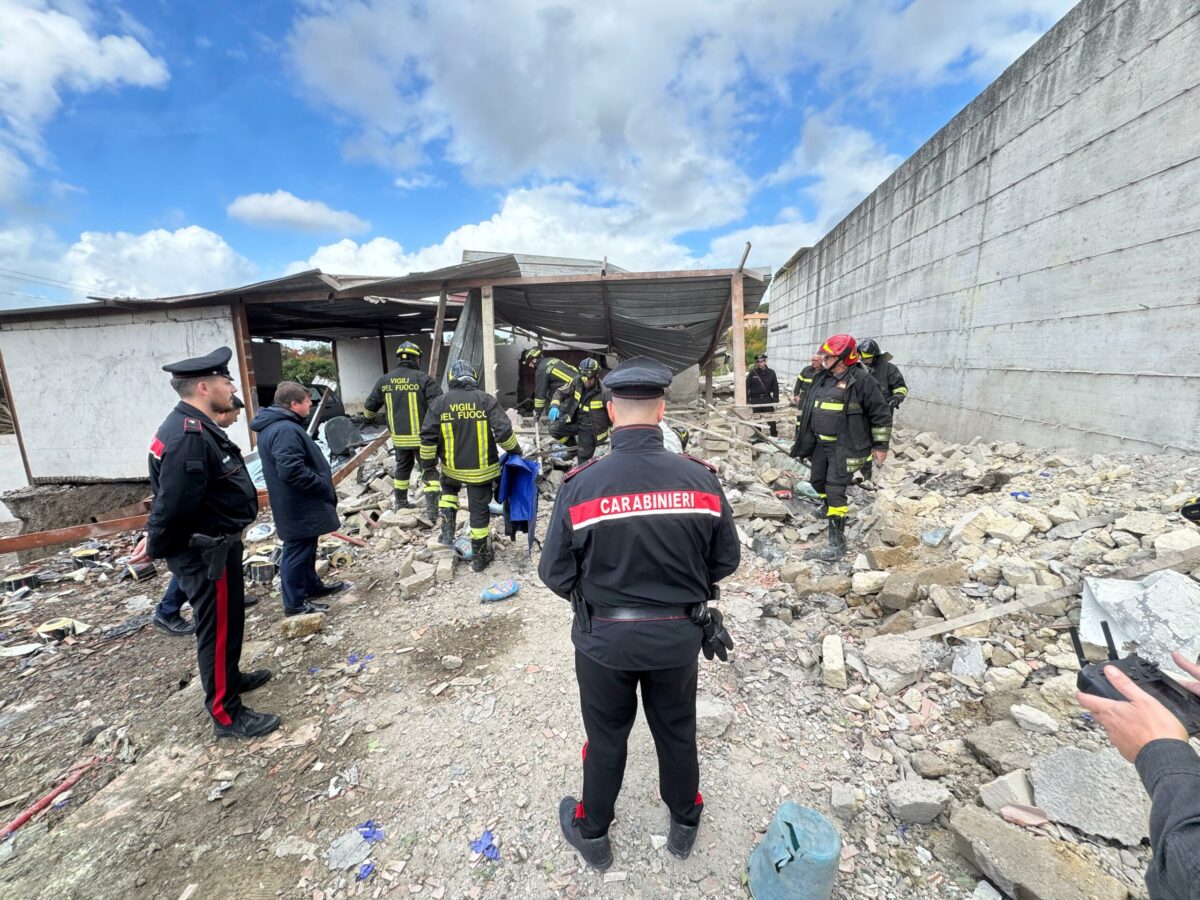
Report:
790,334,892,561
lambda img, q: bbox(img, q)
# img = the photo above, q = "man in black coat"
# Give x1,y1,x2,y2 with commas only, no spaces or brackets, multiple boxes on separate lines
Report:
250,382,348,616
746,353,779,436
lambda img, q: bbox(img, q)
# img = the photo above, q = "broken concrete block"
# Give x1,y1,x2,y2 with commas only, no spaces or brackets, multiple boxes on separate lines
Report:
1030,747,1151,846
851,570,888,595
877,573,919,611
399,569,435,597
998,557,1037,586
886,778,951,824
913,562,966,588
815,574,852,597
865,545,913,570
1045,504,1079,526
950,507,998,545
1047,514,1115,541
971,882,1002,900
910,750,951,779
1080,569,1200,677
951,641,986,678
983,667,1026,693
965,721,1034,775
1038,673,1081,715
862,635,922,693
986,517,1032,544
1154,528,1200,556
1114,511,1172,536
279,612,326,639
696,696,733,739
949,805,1128,900
435,557,455,583
1013,506,1053,533
979,769,1034,813
928,584,971,619
876,609,916,635
830,782,859,821
1010,704,1059,735
820,634,847,689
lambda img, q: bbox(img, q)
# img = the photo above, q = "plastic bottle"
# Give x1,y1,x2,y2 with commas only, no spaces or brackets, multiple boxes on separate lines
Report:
747,802,841,900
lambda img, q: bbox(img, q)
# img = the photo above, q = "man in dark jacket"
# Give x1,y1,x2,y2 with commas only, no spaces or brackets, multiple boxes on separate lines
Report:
791,334,892,561
791,349,823,438
746,353,779,436
420,360,521,571
856,339,907,483
549,357,611,463
525,348,579,420
250,382,348,616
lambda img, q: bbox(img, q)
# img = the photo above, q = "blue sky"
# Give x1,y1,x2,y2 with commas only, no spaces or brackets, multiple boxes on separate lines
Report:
0,0,1074,308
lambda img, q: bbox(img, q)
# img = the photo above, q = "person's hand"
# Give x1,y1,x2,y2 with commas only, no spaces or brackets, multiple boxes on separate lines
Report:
1077,665,1188,763
1171,651,1200,693
547,408,560,422
872,449,887,466
888,395,902,410
128,533,153,565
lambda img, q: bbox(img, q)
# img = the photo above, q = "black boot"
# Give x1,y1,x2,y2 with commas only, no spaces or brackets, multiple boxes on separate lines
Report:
818,516,847,562
471,537,494,573
394,488,411,509
667,817,700,860
439,510,457,546
424,491,439,523
212,707,281,740
558,797,612,870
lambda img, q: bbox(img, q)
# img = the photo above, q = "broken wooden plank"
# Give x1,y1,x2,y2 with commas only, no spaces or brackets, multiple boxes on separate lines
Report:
905,545,1200,641
331,432,390,487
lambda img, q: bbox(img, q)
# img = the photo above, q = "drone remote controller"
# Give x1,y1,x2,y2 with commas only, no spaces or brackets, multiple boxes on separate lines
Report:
1071,621,1200,737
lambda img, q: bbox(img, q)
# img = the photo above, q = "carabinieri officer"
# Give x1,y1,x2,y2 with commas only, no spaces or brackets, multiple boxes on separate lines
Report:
130,347,279,739
539,356,740,869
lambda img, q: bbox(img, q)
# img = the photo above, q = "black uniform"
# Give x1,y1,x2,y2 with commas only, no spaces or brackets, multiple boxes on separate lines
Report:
792,363,892,519
1136,738,1200,899
747,363,779,436
534,357,579,419
792,365,819,430
147,398,257,727
866,357,907,409
540,362,740,842
363,360,442,500
419,380,519,544
550,375,611,463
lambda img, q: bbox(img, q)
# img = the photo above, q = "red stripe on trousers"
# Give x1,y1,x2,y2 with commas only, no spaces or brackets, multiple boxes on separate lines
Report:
211,566,232,725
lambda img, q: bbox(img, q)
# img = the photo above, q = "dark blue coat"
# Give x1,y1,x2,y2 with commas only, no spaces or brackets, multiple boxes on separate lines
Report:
250,406,340,541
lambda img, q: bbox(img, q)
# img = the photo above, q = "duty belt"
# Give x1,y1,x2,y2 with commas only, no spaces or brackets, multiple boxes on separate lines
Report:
588,603,694,620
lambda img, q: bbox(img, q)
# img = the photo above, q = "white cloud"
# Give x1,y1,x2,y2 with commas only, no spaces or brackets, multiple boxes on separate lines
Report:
227,190,371,235
0,0,168,201
393,172,442,192
63,226,256,298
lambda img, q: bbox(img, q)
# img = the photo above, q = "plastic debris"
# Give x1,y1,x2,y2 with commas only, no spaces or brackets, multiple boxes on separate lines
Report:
246,523,276,542
356,862,375,882
453,537,474,559
1009,491,1031,502
470,829,500,861
348,652,374,673
325,830,372,871
480,579,520,603
357,819,385,844
35,618,91,642
488,500,503,515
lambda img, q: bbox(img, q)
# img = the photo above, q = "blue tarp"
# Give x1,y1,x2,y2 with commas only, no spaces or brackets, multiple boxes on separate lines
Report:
498,453,541,553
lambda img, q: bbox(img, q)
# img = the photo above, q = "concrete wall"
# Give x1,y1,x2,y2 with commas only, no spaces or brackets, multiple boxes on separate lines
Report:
0,434,26,521
0,306,250,478
336,336,439,410
768,0,1200,455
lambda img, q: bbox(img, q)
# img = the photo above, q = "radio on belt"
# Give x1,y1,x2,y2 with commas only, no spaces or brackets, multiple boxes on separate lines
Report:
1071,620,1200,736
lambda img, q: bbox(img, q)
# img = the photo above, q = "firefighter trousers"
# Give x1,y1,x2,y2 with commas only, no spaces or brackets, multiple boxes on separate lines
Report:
573,651,703,838
439,476,494,541
809,442,850,517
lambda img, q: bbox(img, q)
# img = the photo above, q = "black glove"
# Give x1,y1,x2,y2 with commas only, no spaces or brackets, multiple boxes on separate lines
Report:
692,603,734,662
887,395,902,410
507,443,523,457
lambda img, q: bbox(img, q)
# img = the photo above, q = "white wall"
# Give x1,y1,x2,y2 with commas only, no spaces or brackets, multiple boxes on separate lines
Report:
336,336,439,410
0,434,26,521
768,0,1200,455
0,306,250,479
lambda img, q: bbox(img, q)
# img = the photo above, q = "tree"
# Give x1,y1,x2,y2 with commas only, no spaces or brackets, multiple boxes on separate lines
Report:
744,324,767,369
281,342,337,385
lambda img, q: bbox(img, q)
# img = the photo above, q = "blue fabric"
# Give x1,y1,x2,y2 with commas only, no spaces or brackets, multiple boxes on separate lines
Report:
250,406,340,541
156,575,188,618
279,536,321,610
498,453,540,552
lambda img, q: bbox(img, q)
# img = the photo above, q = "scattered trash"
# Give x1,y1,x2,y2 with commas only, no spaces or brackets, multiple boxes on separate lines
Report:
122,562,158,582
747,802,840,900
1009,491,1031,502
207,781,233,802
245,523,276,543
480,579,519,603
329,548,354,568
0,644,42,658
452,537,474,560
98,612,153,642
356,862,375,882
35,618,91,642
356,819,385,844
470,829,500,861
348,652,374,672
488,500,503,515
774,489,793,500
325,829,372,871
3,574,39,593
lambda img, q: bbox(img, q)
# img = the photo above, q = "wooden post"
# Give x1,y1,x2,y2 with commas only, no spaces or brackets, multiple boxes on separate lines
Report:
704,360,714,406
731,272,747,411
429,287,448,378
230,301,257,447
0,347,32,483
481,284,497,394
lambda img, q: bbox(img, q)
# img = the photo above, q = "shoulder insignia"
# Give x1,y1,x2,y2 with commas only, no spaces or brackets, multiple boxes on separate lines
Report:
183,418,203,433
563,456,603,481
682,453,718,473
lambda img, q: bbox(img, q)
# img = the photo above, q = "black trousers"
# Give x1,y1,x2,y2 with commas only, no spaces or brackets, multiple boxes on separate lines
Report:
809,442,850,516
751,404,777,437
439,476,493,541
166,541,246,726
550,419,601,463
279,536,320,611
574,651,703,837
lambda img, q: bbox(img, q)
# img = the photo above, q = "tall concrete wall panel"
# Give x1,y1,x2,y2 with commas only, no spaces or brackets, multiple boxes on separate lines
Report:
768,0,1200,454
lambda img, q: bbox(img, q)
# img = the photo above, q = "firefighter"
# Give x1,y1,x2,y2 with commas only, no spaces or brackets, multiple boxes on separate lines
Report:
790,349,823,446
129,347,279,739
524,347,579,420
746,353,779,436
363,342,443,518
539,357,740,870
548,357,611,463
792,334,892,561
420,360,522,571
856,339,908,482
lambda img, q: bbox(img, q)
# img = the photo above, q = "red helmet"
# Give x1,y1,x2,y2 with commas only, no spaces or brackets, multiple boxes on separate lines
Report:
820,334,859,365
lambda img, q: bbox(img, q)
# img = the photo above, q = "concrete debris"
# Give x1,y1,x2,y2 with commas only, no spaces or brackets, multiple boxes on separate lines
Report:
950,805,1129,900
979,769,1034,813
850,570,888,595
1030,747,1152,847
695,696,733,739
1080,569,1200,677
820,634,847,689
971,882,1003,900
278,612,326,639
1154,528,1200,555
1009,704,1059,735
861,636,923,693
965,721,1035,775
886,778,951,824
830,783,860,821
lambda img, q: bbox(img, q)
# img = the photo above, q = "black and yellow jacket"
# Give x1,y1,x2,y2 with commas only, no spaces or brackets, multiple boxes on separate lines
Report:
792,365,819,420
792,363,892,475
420,385,519,484
866,356,908,406
363,362,442,449
534,357,579,415
552,375,611,440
